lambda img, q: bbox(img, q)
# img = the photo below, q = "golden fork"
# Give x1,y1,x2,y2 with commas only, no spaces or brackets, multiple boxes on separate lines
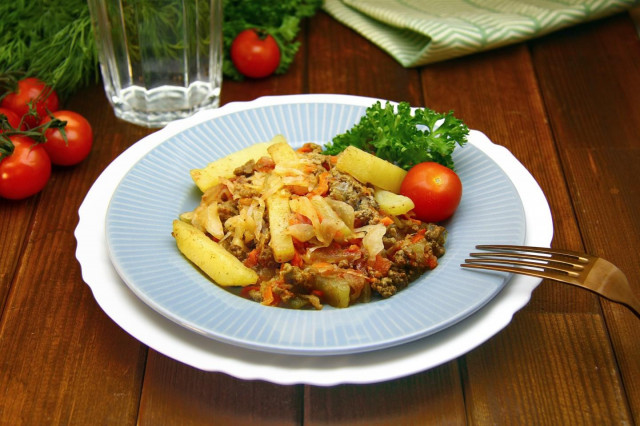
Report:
461,245,640,317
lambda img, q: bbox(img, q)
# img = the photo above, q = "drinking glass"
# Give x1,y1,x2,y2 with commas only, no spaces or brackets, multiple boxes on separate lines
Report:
87,0,223,128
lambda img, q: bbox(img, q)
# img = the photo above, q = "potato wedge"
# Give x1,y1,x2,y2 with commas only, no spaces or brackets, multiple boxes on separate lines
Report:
190,135,286,192
336,146,407,193
374,188,415,215
172,220,258,287
267,140,299,164
266,191,295,263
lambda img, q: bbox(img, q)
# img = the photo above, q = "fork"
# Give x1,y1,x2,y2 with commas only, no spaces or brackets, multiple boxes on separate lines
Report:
461,245,640,317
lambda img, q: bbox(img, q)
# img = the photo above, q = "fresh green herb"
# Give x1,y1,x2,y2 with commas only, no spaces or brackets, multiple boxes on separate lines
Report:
0,1,98,99
0,0,321,98
323,101,469,170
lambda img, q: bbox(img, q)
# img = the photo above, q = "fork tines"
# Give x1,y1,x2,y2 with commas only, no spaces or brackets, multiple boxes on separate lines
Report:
461,244,591,278
461,245,640,317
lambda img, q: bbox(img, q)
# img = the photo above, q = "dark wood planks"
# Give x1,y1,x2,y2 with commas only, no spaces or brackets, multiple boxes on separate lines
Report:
0,199,36,314
304,366,465,425
306,12,422,104
531,12,640,421
417,13,636,425
138,353,302,425
463,312,631,424
1,8,637,426
0,85,151,424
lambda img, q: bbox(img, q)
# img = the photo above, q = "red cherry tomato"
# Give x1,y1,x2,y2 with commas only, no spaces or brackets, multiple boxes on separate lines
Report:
231,29,281,79
0,107,21,132
1,77,59,129
0,135,51,200
400,162,462,223
39,111,93,166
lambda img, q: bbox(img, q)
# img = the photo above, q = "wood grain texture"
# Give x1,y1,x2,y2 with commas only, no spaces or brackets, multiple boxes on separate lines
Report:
0,199,36,314
632,6,640,36
463,312,632,424
307,12,422,104
1,8,638,426
305,365,465,425
416,13,639,425
0,86,149,424
414,35,613,424
530,13,640,421
138,351,302,425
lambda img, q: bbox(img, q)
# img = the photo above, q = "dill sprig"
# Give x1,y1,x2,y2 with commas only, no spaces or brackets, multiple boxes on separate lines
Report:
0,1,98,99
0,0,322,98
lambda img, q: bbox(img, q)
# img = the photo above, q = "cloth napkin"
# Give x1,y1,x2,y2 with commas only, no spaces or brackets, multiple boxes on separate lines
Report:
323,0,639,67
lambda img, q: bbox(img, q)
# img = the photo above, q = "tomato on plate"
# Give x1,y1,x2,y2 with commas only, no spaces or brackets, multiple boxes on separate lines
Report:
39,111,93,166
400,162,462,223
230,29,281,79
1,77,59,129
0,107,21,131
0,135,51,200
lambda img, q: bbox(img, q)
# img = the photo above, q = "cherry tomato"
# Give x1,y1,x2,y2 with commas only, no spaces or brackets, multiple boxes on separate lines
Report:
231,29,281,79
39,111,93,166
0,135,51,200
400,162,462,223
1,77,59,129
0,108,21,132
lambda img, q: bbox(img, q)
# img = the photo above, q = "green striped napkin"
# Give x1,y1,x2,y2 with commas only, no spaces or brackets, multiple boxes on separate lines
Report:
323,0,639,67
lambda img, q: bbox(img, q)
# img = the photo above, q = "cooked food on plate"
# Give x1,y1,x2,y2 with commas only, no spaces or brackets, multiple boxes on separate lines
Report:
174,134,449,310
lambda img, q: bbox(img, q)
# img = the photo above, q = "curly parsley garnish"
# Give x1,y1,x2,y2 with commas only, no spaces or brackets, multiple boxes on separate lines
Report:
323,101,469,170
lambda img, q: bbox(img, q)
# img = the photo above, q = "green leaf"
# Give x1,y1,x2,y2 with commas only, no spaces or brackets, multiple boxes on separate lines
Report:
323,101,469,170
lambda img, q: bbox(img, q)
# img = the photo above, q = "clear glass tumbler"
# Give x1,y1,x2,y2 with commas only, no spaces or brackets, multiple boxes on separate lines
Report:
87,0,223,128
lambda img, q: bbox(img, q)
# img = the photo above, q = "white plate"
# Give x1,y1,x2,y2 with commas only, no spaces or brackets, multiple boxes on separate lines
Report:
104,97,525,355
76,94,552,385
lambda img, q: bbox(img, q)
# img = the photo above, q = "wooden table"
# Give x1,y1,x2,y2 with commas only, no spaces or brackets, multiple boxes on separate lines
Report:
2,9,639,425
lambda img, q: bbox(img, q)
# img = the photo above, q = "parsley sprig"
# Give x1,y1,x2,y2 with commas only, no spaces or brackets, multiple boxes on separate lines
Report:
323,101,469,170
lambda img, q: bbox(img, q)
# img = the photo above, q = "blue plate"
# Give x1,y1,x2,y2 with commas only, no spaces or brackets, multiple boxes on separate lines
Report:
105,95,525,355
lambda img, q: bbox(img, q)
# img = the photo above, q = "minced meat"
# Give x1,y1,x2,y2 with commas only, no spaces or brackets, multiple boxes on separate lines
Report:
180,141,449,310
371,269,410,298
